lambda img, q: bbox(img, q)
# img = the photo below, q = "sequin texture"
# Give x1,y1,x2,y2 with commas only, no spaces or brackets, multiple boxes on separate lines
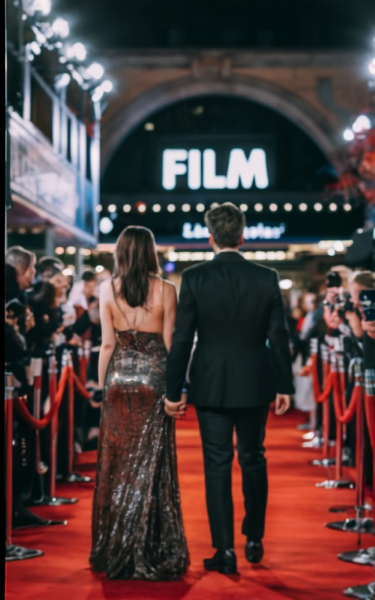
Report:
90,330,189,580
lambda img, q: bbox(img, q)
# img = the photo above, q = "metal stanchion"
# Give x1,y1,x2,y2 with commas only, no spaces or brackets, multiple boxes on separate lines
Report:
65,349,91,484
316,350,355,490
5,371,44,561
326,359,374,533
338,367,375,565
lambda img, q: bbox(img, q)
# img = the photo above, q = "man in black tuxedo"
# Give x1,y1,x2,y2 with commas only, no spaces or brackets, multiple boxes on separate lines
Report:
165,203,294,574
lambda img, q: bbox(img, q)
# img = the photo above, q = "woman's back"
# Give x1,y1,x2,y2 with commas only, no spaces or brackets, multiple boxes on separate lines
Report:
110,275,165,334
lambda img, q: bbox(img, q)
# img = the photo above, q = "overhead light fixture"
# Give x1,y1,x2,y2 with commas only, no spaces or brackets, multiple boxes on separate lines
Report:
182,203,191,212
279,279,293,290
352,115,371,133
167,204,176,212
343,203,352,211
196,203,205,212
329,203,338,212
152,204,161,213
144,122,155,132
99,217,114,234
240,204,248,211
314,203,323,211
343,129,354,141
107,204,117,213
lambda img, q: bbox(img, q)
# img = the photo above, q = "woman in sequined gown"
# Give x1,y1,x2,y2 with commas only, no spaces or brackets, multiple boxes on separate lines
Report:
90,226,189,580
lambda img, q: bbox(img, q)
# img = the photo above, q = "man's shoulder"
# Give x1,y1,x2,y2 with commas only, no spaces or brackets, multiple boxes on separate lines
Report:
182,257,277,281
247,261,278,279
182,261,210,279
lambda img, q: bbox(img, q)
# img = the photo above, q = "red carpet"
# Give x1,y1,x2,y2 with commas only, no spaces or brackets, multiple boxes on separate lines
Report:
6,409,374,600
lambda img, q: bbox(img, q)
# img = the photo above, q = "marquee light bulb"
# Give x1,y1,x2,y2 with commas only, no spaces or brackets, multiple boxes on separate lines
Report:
137,203,147,213
352,115,371,133
167,204,176,213
196,203,205,212
369,58,375,76
284,203,293,211
299,203,308,212
52,18,70,39
269,203,278,212
152,204,161,213
240,204,248,211
123,204,132,213
99,217,113,234
314,203,323,211
182,204,191,212
329,203,338,212
107,204,117,213
254,203,263,212
343,203,352,211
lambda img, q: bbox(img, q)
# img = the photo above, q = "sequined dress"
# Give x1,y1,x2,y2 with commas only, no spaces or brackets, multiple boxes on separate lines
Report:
90,329,189,580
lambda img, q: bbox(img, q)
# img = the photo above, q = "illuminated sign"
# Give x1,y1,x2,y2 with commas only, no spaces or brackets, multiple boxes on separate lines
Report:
162,148,269,191
182,222,286,240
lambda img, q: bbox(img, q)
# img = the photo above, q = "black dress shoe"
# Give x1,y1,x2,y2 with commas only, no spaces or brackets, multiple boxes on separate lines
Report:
245,541,264,564
203,549,237,574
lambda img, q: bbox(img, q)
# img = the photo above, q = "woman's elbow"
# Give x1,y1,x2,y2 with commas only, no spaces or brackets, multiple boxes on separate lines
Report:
102,342,116,352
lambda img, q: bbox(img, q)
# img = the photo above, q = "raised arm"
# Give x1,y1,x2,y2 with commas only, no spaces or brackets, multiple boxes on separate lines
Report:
98,281,116,388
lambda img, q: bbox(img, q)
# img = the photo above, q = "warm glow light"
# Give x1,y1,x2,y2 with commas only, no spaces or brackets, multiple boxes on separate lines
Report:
123,204,132,213
334,241,344,252
284,203,293,211
254,203,263,212
108,204,117,213
55,247,64,255
299,203,308,212
329,203,338,212
66,246,76,255
196,203,205,212
279,279,293,290
182,203,191,212
343,203,352,211
167,204,176,213
137,203,147,213
343,129,354,141
144,122,155,131
269,203,278,212
352,115,371,133
314,203,323,211
99,217,114,234
240,204,248,211
152,204,161,213
95,265,104,273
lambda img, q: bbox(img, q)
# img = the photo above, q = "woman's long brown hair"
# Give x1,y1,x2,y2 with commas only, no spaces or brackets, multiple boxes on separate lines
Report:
113,226,161,308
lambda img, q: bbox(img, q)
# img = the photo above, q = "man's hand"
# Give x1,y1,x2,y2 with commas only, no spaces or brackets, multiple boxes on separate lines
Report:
361,319,375,340
164,397,186,419
275,394,291,416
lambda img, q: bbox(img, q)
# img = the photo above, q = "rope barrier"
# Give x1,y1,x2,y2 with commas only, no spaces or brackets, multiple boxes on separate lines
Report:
364,394,375,453
310,353,322,402
317,371,333,403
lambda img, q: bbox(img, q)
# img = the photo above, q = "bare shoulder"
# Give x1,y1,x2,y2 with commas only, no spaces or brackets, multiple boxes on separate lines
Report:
99,278,113,299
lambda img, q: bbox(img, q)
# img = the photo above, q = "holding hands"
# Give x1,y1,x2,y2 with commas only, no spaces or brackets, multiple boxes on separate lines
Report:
164,394,187,419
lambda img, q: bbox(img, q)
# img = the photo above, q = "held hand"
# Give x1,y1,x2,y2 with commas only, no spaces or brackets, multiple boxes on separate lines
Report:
164,397,186,419
275,394,291,416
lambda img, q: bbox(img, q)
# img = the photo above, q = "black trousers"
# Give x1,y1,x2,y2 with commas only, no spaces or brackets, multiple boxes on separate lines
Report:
196,405,269,550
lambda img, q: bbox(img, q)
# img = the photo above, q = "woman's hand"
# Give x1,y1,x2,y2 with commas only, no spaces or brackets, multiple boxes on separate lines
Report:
164,397,186,419
274,394,291,416
361,319,375,340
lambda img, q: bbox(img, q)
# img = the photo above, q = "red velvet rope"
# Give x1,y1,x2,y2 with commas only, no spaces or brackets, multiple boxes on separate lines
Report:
73,372,92,399
365,394,375,452
317,371,333,403
310,354,322,403
15,366,70,430
79,357,88,385
332,371,362,425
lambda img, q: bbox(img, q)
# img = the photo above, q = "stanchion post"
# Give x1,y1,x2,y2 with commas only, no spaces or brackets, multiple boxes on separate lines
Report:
335,352,345,482
5,371,15,546
32,357,45,476
49,348,58,499
67,350,74,475
321,344,331,460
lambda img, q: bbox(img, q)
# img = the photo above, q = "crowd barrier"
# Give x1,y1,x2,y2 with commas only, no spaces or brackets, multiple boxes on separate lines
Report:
5,343,96,561
308,337,375,599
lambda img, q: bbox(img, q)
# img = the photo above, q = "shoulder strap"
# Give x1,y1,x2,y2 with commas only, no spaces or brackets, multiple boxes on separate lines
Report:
161,277,165,317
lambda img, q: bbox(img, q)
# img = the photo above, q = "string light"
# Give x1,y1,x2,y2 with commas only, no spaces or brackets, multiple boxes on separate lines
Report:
108,204,117,213
254,203,263,212
96,205,103,212
299,203,308,212
269,203,278,212
314,203,323,211
329,203,338,212
123,204,132,213
284,203,293,212
343,203,352,211
152,204,161,213
182,204,191,212
196,203,205,212
167,204,176,213
137,203,147,213
240,204,248,211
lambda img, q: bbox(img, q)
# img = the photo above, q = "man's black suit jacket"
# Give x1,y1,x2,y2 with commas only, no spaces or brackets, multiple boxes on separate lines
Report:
166,251,295,408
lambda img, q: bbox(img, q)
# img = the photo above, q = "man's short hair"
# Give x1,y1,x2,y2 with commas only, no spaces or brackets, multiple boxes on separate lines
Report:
5,246,36,273
204,203,246,248
82,270,96,282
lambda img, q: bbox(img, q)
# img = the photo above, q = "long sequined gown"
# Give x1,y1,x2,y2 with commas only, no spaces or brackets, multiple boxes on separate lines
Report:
90,329,189,580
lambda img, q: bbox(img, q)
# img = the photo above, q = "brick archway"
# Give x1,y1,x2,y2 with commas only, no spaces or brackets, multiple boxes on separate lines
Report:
101,75,340,175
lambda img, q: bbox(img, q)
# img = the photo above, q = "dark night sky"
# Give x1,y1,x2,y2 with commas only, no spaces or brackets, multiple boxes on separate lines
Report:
54,0,375,50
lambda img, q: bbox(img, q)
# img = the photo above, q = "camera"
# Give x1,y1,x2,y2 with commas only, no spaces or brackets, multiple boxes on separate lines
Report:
359,289,375,322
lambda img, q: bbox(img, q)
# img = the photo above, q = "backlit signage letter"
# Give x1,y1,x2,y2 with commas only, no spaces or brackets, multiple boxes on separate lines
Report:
226,149,269,189
162,149,188,190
